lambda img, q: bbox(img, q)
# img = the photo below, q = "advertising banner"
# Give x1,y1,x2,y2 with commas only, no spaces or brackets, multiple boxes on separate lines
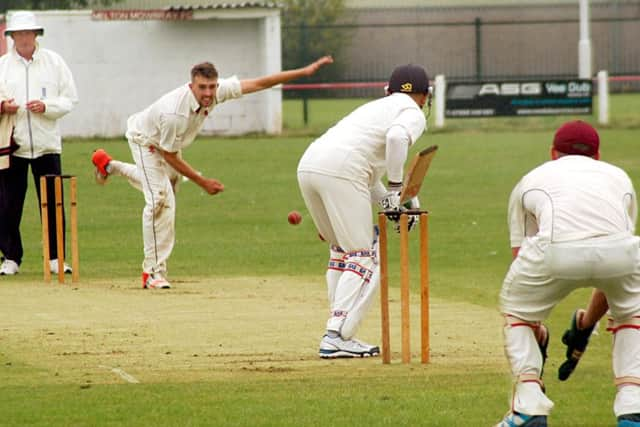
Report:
445,80,592,118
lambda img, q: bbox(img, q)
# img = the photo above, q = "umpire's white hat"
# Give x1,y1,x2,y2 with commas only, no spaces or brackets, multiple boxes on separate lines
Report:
5,11,44,36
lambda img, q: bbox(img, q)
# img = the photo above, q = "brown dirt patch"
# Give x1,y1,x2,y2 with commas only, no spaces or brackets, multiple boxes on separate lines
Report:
0,276,506,385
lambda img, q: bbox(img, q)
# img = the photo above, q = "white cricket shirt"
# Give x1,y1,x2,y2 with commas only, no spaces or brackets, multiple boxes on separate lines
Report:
126,77,242,152
297,93,426,186
508,155,637,246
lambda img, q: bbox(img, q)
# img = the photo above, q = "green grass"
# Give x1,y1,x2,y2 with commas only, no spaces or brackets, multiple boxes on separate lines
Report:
283,93,640,134
2,93,639,426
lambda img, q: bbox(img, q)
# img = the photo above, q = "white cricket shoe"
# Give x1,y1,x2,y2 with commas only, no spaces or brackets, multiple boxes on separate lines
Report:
319,335,380,358
0,259,19,275
50,259,72,274
142,272,171,289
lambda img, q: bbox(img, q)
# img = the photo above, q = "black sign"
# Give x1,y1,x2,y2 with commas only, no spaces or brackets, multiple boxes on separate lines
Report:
445,80,592,118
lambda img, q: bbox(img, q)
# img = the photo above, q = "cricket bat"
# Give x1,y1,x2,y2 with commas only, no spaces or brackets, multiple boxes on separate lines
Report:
399,145,438,204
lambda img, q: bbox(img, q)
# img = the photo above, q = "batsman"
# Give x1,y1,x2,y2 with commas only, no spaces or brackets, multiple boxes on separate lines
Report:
297,64,431,358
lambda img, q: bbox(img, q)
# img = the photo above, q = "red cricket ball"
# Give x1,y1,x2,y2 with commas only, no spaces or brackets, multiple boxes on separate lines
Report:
288,211,302,225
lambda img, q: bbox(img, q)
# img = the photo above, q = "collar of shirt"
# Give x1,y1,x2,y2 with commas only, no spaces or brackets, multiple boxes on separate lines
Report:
13,42,40,64
195,107,208,116
188,86,209,116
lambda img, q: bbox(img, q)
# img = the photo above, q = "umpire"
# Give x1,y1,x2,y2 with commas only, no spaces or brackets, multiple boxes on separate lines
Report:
0,11,78,276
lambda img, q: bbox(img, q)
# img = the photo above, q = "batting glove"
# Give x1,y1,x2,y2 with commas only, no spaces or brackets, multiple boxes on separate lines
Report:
558,309,595,381
380,183,402,222
394,196,420,233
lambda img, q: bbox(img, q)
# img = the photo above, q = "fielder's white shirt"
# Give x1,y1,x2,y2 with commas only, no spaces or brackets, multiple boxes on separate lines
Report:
297,93,426,186
126,77,242,152
508,155,637,246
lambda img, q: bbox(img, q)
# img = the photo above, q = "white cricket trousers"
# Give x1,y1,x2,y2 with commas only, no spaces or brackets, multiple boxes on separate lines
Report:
500,233,640,417
111,141,178,276
297,171,379,339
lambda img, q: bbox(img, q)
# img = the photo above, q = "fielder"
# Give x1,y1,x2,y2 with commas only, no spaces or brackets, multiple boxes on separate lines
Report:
297,64,431,358
496,120,640,427
91,56,333,289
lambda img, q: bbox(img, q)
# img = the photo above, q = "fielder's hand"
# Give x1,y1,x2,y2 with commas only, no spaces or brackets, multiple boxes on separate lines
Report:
558,309,594,381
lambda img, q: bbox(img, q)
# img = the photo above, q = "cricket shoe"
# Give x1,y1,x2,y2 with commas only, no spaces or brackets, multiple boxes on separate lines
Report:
494,412,547,427
319,335,380,358
50,259,72,274
619,413,640,427
92,148,113,185
142,272,171,289
0,259,19,275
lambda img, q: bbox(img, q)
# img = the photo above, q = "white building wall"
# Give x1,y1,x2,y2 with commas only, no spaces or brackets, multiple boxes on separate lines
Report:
1,9,282,137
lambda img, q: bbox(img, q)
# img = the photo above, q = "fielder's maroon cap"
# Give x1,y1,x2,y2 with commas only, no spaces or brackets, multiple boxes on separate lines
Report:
388,64,430,95
553,120,600,157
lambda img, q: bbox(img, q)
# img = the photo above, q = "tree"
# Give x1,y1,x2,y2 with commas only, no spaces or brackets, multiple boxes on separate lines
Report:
1,0,122,14
281,0,352,87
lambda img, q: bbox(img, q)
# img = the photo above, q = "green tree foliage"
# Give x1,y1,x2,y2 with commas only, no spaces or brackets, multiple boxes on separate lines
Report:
281,0,352,86
1,0,121,14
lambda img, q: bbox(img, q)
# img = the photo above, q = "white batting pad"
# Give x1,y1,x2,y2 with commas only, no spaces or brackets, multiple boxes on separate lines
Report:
326,247,346,308
613,328,640,417
326,255,378,339
504,321,554,415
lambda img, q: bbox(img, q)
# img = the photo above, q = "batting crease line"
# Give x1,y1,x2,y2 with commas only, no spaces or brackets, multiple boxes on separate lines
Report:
98,365,140,384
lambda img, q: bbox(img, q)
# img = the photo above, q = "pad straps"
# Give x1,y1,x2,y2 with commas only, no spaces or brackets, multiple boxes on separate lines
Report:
615,376,640,387
518,373,544,388
607,316,640,334
504,314,542,330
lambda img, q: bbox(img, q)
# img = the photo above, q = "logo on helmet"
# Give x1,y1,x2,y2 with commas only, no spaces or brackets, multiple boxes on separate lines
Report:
401,83,413,92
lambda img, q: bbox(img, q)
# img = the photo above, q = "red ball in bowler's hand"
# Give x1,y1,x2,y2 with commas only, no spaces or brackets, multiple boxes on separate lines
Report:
288,210,302,225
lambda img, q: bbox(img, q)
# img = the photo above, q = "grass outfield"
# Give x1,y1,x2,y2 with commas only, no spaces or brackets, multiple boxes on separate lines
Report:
0,95,638,426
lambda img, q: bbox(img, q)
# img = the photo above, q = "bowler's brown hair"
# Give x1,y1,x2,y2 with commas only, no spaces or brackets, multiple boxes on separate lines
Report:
191,62,218,80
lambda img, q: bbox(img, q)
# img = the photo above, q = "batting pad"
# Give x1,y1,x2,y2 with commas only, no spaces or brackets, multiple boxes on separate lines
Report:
504,320,554,415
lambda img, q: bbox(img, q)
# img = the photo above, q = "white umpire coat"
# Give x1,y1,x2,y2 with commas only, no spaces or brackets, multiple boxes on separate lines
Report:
0,44,78,159
0,83,16,170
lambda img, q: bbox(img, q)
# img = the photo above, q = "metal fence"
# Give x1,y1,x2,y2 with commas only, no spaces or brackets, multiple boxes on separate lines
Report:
283,1,640,97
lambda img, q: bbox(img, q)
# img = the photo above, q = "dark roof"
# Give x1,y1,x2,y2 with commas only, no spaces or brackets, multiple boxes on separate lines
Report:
166,2,279,11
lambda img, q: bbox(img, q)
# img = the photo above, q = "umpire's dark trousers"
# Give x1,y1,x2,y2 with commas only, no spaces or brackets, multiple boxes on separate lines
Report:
0,153,64,266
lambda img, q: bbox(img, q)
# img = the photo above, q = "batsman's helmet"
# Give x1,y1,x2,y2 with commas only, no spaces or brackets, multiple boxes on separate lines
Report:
388,64,430,95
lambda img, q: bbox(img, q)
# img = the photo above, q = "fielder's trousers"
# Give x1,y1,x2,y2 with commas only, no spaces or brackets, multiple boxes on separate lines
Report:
0,153,64,265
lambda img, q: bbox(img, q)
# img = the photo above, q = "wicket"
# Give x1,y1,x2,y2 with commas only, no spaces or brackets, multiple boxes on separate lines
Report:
40,175,79,284
378,211,429,364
